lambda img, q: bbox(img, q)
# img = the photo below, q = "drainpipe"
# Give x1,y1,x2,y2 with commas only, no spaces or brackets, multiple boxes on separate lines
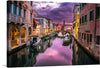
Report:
93,4,97,53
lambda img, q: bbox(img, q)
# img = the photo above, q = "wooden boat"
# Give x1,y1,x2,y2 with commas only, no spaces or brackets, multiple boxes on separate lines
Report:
63,33,72,46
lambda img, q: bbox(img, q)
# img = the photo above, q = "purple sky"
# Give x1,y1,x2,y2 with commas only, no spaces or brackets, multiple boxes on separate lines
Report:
33,1,79,23
34,38,73,66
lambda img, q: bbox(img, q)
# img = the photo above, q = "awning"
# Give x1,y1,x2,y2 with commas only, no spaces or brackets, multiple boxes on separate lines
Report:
44,37,49,40
49,34,55,37
31,35,38,37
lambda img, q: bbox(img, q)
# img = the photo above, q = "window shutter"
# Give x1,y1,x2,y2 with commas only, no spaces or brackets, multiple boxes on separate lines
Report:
13,4,16,14
7,2,11,12
92,10,94,20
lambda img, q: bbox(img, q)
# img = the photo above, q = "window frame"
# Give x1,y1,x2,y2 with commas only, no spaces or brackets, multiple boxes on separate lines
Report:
96,36,100,45
85,14,87,22
18,7,21,16
89,10,94,21
82,16,84,23
96,7,100,19
24,9,26,18
90,34,92,42
7,2,11,13
13,4,17,15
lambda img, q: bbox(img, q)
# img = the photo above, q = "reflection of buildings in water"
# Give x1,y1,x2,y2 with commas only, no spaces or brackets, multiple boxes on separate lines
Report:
8,47,36,67
35,38,73,66
75,43,78,63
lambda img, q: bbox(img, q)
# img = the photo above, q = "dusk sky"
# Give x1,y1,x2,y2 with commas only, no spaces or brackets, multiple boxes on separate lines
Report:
33,1,79,24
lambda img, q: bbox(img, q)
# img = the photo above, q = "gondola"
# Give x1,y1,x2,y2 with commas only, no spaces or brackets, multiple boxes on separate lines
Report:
30,35,41,54
63,33,72,46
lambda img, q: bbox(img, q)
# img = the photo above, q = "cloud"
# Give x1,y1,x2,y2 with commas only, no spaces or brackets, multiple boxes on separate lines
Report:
34,38,73,66
33,1,79,23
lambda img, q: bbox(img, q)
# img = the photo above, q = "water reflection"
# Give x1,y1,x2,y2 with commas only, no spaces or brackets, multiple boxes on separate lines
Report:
34,38,73,66
7,46,36,67
7,35,56,67
8,33,98,67
8,32,98,66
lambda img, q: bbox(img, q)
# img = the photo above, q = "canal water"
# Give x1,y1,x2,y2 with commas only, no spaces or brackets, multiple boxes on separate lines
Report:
7,35,57,67
7,33,99,67
34,38,73,66
7,46,36,67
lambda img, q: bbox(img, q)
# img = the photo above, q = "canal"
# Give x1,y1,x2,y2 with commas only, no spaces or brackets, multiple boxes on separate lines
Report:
7,32,100,67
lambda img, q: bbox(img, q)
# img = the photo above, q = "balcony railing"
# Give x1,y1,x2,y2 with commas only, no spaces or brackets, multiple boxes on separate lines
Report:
7,13,25,24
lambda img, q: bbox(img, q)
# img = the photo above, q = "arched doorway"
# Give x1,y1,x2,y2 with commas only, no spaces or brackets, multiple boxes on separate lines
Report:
21,27,27,44
10,26,19,49
28,27,31,41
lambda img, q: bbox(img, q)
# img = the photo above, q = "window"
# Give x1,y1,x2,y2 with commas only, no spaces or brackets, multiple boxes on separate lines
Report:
89,10,94,21
79,32,81,38
90,34,92,42
7,2,11,12
30,13,32,22
30,1,32,6
80,18,81,24
46,21,48,23
33,14,36,17
81,3,86,8
13,4,16,14
87,34,89,45
18,7,21,16
96,36,100,45
80,4,81,10
82,3,85,8
82,16,84,23
96,7,100,19
24,9,26,17
84,33,86,40
82,33,84,39
41,19,43,23
77,7,80,11
85,14,87,22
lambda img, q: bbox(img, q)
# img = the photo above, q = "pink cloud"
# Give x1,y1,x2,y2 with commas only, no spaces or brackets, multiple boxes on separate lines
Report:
34,38,73,66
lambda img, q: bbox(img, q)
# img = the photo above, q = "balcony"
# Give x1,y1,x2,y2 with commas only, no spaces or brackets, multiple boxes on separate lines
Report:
7,13,25,25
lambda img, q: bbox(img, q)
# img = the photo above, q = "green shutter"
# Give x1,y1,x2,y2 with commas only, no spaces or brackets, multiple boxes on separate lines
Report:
96,7,100,19
80,18,81,24
18,7,21,16
82,16,84,23
13,5,16,14
85,15,87,22
34,14,36,17
89,11,91,21
92,10,94,20
7,2,11,12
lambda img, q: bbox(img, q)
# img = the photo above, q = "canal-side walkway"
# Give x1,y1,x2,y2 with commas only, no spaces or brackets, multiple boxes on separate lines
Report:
34,38,73,66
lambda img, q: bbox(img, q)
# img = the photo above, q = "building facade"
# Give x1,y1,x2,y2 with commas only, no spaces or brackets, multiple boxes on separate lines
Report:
65,23,73,33
73,5,80,38
32,10,40,36
37,16,50,36
53,23,58,32
7,1,33,51
78,3,100,58
49,20,53,33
